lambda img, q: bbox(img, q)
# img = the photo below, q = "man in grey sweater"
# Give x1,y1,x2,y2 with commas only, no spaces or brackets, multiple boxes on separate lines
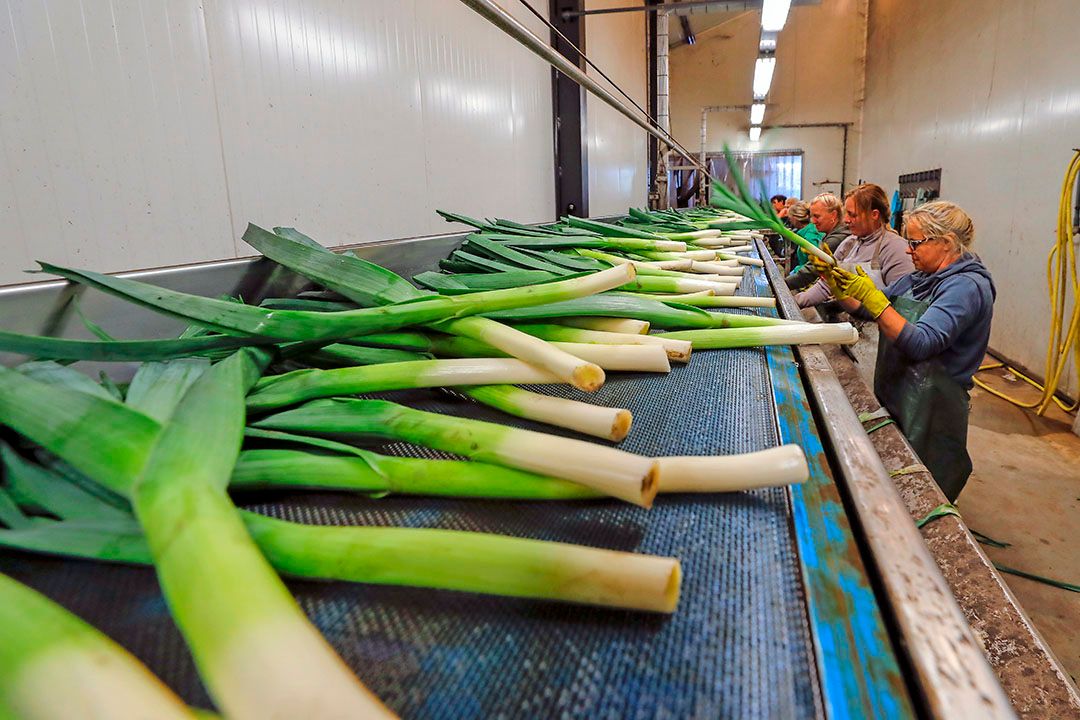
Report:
796,184,914,309
785,192,848,290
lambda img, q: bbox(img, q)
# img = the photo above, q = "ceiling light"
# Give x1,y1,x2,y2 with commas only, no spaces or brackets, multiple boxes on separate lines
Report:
753,57,776,98
750,103,766,125
761,0,793,32
749,126,762,143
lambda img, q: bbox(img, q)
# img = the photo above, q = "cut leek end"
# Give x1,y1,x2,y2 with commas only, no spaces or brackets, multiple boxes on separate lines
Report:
662,562,683,614
571,363,606,392
610,409,633,442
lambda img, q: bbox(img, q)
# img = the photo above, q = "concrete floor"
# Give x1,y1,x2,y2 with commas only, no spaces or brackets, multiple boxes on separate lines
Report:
962,363,1080,686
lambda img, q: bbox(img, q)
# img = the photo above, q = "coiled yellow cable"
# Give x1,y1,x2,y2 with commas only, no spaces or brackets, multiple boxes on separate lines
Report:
973,151,1080,414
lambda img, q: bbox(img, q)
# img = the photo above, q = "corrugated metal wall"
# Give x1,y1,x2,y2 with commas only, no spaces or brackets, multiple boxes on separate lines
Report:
858,0,1080,395
585,0,648,215
0,0,557,286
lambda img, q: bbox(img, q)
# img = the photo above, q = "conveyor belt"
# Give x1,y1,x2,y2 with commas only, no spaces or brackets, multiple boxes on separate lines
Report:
0,249,909,718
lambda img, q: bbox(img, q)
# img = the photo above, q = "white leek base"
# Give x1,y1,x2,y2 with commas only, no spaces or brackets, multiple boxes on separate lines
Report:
550,342,671,372
544,544,681,613
6,645,195,720
210,619,396,720
491,389,633,441
451,317,604,392
656,445,809,493
551,329,692,362
686,262,745,276
653,240,687,251
560,317,651,334
493,432,658,507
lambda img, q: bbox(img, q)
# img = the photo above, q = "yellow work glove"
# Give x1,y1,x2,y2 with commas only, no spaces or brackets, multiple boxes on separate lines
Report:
807,245,847,300
834,266,891,318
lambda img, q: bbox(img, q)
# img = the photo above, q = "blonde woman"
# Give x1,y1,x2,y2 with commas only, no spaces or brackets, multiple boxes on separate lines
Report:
814,201,996,501
786,193,848,290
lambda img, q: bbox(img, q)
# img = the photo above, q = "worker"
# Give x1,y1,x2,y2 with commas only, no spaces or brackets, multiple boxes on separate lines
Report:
783,201,824,281
785,192,848,290
796,183,913,309
812,201,995,501
770,195,787,215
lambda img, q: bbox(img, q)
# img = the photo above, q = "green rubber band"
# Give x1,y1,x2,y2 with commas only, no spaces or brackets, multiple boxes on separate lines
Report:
865,418,896,434
915,503,960,528
858,408,891,423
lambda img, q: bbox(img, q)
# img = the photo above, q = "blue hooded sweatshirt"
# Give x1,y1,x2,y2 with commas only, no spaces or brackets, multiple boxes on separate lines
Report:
883,254,996,389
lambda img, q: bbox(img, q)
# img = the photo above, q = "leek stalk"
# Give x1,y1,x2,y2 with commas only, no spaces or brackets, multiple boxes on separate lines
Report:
509,324,692,363
659,323,859,348
253,399,660,507
0,572,196,720
458,385,633,441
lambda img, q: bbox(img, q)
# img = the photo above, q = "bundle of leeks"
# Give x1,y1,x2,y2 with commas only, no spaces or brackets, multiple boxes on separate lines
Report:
0,209,849,718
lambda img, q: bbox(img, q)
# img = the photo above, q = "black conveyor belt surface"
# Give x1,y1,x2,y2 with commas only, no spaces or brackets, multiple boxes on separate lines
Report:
1,272,823,719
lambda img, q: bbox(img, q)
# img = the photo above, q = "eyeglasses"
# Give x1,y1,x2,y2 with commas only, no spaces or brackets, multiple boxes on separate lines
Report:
905,236,935,250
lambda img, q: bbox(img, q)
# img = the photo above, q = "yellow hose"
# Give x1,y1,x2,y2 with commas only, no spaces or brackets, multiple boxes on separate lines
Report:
973,151,1080,415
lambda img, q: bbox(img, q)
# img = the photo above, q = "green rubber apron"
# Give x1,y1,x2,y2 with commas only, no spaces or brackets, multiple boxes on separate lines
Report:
874,293,973,501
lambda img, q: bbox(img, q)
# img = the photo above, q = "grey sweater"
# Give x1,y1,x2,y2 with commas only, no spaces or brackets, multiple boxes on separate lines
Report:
795,226,914,308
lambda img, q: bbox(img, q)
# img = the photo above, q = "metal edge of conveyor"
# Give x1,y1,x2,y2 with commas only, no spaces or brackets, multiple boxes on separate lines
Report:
748,257,913,720
756,240,1018,719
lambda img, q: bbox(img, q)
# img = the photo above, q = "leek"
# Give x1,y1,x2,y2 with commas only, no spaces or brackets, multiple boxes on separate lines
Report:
247,227,605,392
458,385,633,441
482,295,797,329
246,358,568,411
659,323,859,348
655,446,808,492
558,317,651,334
38,246,635,343
0,356,396,718
509,324,692,363
253,399,660,507
0,571,197,720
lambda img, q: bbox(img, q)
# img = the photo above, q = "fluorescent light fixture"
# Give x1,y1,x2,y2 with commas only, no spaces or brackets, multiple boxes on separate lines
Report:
749,126,762,143
750,103,766,125
753,57,776,98
761,0,793,32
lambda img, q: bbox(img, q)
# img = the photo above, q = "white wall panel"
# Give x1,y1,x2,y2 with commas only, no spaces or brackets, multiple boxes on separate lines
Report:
203,0,432,247
1,0,557,285
412,0,554,230
585,0,648,216
859,0,1080,394
669,0,864,198
0,0,234,285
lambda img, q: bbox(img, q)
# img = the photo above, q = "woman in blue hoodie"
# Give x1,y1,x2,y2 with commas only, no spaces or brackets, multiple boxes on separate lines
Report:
814,201,995,501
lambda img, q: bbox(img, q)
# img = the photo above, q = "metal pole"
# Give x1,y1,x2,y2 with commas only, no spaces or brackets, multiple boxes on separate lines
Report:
698,105,751,206
458,0,714,182
565,0,767,18
655,6,670,209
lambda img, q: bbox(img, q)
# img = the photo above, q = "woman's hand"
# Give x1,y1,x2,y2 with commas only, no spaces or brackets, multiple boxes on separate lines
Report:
808,244,848,299
834,266,892,318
